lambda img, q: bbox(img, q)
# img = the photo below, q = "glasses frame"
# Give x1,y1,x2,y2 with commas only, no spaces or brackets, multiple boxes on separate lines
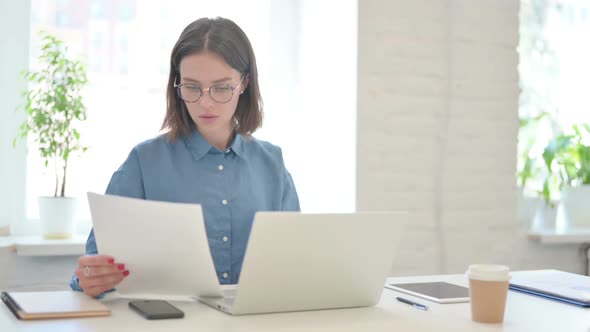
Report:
174,75,246,104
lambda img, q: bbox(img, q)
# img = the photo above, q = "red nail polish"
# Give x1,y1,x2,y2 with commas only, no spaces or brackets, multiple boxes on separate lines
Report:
123,270,130,277
107,258,115,264
117,264,125,271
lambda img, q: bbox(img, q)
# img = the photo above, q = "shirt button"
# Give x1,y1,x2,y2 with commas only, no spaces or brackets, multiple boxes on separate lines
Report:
218,165,224,171
225,149,231,154
222,199,228,205
222,272,228,279
223,236,228,242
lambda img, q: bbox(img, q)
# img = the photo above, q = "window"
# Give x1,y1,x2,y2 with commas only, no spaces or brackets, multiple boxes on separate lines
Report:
518,0,590,198
14,0,356,233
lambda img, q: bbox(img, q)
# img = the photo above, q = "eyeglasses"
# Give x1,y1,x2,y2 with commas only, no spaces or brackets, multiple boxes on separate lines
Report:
174,75,246,104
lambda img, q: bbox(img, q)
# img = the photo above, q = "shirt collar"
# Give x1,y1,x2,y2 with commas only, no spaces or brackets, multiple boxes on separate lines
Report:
184,129,246,160
230,133,245,158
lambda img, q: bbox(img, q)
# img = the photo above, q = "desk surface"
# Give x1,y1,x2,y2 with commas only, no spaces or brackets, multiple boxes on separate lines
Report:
1,273,589,332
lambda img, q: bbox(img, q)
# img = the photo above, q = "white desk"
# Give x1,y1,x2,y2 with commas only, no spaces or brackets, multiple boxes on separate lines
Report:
1,272,588,332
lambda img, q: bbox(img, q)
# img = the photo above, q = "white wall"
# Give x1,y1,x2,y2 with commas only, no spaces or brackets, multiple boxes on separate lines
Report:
357,0,583,276
0,0,28,233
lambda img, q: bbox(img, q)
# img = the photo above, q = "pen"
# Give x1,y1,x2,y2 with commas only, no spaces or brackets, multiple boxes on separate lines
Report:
396,296,429,310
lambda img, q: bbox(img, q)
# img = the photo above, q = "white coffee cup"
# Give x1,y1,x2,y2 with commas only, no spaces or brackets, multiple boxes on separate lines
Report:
466,264,511,324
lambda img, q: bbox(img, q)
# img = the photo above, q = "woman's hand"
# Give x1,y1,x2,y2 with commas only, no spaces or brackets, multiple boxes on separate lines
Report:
75,254,129,297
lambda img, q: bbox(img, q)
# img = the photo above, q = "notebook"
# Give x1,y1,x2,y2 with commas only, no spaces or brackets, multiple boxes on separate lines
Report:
198,211,407,315
509,270,590,307
1,291,111,320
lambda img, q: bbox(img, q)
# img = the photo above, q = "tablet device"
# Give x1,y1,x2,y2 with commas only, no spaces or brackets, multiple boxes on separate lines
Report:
385,282,470,303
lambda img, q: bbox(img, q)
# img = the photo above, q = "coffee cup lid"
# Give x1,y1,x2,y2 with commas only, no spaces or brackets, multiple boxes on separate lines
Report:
466,264,510,281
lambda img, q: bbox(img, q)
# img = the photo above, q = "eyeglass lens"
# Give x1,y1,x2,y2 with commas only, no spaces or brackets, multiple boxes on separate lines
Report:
178,84,234,103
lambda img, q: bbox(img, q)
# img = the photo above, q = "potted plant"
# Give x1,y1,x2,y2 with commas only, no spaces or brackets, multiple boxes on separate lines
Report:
517,112,555,228
541,124,590,227
13,33,89,239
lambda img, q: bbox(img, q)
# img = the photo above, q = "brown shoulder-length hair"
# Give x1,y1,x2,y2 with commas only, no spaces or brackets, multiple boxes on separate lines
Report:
161,17,263,141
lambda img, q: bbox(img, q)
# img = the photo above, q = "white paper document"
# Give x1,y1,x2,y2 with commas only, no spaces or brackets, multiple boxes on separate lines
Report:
87,192,223,299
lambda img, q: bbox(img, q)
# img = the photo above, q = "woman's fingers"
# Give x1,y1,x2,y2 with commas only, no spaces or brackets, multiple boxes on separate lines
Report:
79,270,127,289
76,254,130,296
75,264,126,279
83,286,105,298
83,281,121,298
78,254,115,268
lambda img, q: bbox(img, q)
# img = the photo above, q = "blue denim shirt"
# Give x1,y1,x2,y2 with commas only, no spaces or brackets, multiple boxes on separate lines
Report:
70,129,300,291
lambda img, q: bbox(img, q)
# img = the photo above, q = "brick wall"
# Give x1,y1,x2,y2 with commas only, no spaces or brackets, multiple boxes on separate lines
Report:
357,0,583,276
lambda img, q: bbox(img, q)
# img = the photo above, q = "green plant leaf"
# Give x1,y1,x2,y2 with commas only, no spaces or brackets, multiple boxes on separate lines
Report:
542,178,551,205
543,135,572,170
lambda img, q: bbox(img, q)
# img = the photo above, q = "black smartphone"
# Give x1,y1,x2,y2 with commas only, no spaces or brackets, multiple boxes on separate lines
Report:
128,300,184,319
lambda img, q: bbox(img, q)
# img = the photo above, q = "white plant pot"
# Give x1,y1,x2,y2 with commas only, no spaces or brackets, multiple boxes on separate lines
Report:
561,186,590,227
517,189,542,229
38,196,78,239
531,203,557,230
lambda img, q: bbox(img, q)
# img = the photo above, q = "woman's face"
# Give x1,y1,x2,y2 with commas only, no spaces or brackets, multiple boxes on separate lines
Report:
178,52,246,142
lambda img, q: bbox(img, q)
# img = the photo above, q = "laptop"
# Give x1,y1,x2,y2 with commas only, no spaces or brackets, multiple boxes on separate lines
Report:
198,211,407,315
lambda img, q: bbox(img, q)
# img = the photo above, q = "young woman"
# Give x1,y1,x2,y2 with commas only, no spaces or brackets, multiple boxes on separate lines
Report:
71,17,300,297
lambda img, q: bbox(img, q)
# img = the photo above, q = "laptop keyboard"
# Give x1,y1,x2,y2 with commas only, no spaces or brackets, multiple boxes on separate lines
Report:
223,288,236,297
222,289,236,305
223,297,235,305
